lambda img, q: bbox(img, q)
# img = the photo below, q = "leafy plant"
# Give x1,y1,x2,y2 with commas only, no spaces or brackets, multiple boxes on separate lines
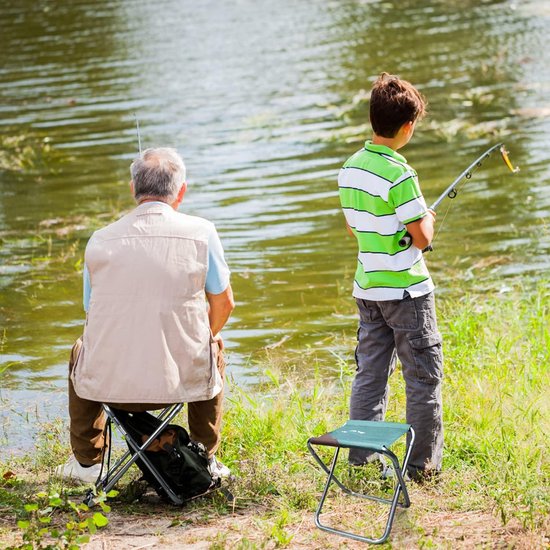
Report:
8,489,116,550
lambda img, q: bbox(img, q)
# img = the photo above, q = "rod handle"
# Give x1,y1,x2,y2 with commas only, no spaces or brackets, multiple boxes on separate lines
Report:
398,234,411,247
398,233,433,253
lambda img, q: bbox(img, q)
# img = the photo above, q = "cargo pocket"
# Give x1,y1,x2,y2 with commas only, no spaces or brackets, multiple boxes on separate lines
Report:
409,332,443,383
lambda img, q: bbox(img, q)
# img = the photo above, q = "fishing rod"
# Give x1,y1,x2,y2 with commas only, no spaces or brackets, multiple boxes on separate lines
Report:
134,113,142,154
399,143,519,250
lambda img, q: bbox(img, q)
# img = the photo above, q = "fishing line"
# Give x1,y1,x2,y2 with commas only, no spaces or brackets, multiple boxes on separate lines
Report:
431,153,484,243
134,113,142,154
432,197,452,244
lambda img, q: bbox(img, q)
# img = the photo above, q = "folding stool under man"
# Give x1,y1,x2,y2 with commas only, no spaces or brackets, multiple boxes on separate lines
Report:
84,403,189,507
307,419,415,545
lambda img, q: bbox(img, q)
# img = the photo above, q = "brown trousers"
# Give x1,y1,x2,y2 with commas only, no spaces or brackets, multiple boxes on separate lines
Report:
68,338,225,466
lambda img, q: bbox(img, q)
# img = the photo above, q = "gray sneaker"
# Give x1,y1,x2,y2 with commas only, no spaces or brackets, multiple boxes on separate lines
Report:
55,455,101,484
207,456,231,479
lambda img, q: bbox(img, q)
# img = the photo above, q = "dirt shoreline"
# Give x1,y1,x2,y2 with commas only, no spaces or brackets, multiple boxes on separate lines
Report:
2,481,547,549
80,509,546,549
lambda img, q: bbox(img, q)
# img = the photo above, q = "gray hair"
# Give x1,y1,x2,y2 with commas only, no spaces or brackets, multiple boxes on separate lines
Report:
130,147,186,203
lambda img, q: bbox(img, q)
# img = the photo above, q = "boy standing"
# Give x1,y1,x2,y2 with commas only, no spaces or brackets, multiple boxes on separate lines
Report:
338,73,443,479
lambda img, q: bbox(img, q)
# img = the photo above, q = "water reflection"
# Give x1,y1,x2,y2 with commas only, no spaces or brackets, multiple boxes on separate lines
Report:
1,0,549,450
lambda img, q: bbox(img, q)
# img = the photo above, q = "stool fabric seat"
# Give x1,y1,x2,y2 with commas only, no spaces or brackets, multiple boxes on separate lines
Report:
309,420,410,451
308,419,415,545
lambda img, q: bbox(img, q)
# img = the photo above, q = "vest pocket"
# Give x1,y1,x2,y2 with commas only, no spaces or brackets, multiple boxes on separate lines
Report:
409,332,443,383
69,337,84,372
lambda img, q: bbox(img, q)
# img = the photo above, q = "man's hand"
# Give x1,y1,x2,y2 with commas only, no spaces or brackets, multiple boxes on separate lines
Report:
213,333,224,351
405,210,436,251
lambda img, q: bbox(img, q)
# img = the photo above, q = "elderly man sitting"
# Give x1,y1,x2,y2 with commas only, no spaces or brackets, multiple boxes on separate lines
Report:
56,147,235,483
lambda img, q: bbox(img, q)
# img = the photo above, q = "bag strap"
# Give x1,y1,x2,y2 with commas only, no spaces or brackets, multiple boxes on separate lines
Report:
98,416,112,484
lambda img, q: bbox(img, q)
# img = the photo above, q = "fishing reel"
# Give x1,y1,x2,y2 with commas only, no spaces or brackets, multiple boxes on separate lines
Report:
398,233,433,253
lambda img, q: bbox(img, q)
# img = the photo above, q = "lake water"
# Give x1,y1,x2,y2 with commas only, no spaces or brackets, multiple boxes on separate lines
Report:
1,0,549,451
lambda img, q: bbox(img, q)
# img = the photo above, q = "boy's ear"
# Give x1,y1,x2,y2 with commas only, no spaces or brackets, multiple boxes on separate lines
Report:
403,120,415,134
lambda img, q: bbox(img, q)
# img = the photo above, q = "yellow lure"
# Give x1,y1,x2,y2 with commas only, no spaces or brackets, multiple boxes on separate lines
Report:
500,145,520,173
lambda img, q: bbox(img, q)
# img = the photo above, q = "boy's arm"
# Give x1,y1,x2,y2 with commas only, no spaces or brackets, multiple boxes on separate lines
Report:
406,209,436,250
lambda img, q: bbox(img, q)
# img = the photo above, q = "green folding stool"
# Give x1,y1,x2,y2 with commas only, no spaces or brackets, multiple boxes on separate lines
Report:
307,420,415,544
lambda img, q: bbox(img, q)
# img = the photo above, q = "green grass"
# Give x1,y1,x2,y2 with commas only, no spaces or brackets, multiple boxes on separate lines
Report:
0,282,548,547
441,284,549,529
220,282,549,534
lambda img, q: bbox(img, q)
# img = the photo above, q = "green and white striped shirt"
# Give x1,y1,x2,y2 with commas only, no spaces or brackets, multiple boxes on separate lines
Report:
338,141,434,301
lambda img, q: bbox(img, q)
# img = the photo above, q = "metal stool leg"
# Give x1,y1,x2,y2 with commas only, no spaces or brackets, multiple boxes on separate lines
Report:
307,426,415,544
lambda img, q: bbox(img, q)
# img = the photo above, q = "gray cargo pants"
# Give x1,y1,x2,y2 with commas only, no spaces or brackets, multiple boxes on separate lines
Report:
349,291,443,476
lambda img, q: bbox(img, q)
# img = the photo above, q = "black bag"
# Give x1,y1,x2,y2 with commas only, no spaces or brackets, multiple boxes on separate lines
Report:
111,409,218,502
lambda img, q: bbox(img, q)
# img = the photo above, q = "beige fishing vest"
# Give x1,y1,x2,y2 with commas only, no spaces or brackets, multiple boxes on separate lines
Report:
72,202,223,404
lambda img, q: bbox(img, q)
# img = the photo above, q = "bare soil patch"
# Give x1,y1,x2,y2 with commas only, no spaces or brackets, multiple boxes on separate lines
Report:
3,484,546,550
79,507,548,549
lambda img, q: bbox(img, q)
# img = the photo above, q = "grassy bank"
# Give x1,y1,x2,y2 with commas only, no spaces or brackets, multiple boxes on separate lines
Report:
1,283,548,548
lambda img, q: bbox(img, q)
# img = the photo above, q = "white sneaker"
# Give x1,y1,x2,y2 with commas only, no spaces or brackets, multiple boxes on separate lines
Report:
207,456,231,479
55,455,101,484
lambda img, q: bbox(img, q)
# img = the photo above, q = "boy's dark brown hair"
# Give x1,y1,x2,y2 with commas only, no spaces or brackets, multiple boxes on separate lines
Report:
369,72,427,138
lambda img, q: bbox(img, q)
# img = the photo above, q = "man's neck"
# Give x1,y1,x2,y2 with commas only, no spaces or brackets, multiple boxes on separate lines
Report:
138,197,168,204
137,198,179,210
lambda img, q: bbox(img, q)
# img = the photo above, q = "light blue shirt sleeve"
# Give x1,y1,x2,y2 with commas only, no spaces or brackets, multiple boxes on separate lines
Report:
205,226,231,294
83,263,91,312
